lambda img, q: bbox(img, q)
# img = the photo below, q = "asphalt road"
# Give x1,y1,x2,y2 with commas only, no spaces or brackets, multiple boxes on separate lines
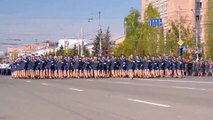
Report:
0,76,213,120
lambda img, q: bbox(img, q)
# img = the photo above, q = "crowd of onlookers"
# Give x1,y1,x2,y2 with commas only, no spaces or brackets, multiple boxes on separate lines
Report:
0,61,11,75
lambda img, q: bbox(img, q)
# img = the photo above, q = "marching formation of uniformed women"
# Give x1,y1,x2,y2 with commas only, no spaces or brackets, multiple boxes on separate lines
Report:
10,55,213,79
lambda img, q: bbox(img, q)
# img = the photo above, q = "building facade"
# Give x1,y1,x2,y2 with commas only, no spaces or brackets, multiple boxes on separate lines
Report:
7,42,55,60
142,0,208,52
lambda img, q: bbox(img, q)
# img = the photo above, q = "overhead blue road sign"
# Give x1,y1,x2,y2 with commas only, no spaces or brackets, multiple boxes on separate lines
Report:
149,18,163,26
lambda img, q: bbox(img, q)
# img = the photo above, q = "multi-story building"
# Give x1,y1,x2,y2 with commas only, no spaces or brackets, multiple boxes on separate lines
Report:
142,0,208,53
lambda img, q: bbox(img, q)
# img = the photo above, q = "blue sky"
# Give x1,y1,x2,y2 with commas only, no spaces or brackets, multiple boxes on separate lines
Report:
0,0,141,51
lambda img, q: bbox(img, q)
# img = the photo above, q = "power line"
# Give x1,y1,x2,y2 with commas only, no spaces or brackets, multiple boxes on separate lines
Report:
0,33,80,36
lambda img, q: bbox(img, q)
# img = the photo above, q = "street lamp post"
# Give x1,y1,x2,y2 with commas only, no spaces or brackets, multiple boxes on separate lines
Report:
195,15,199,60
87,11,102,56
80,26,84,57
191,9,199,60
98,11,102,57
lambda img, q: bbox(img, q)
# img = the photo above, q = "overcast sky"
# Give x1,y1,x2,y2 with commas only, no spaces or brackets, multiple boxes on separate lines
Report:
0,0,141,51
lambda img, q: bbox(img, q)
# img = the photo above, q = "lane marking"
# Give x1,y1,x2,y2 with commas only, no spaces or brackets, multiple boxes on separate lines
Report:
87,79,95,82
171,86,196,90
69,88,84,92
128,98,171,108
138,79,213,84
41,83,49,86
70,78,209,92
170,86,208,91
115,82,129,84
26,80,31,83
97,80,208,91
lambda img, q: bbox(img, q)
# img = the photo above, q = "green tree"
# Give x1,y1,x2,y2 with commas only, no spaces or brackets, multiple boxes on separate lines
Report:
166,17,195,57
102,27,112,56
114,4,164,57
123,8,141,56
64,49,74,56
124,8,140,36
63,44,79,56
142,4,164,56
73,44,78,56
166,22,180,56
92,29,103,56
92,28,112,56
113,43,123,57
56,45,64,56
48,50,55,56
83,45,90,57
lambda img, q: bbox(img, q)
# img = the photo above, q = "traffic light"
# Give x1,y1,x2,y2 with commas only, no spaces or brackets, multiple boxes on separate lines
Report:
180,47,183,56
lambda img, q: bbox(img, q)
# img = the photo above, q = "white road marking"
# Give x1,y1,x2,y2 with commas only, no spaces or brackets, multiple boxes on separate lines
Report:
87,79,95,82
138,79,213,84
69,88,84,92
26,80,31,83
128,98,171,108
41,83,49,86
89,79,209,91
115,82,129,84
170,86,208,91
171,86,196,90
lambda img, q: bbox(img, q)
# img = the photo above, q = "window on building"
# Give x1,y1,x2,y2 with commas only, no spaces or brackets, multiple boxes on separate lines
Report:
164,4,167,11
196,2,199,9
196,15,202,22
196,16,199,21
200,2,202,9
146,0,150,4
159,6,162,12
199,15,202,21
196,2,202,9
163,17,166,23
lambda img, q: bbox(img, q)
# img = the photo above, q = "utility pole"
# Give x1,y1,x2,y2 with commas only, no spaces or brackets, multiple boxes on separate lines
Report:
77,40,80,56
98,11,102,57
191,9,199,60
195,11,199,60
80,27,84,57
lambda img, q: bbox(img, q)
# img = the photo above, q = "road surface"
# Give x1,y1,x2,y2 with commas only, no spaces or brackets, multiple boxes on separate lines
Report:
0,76,213,120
